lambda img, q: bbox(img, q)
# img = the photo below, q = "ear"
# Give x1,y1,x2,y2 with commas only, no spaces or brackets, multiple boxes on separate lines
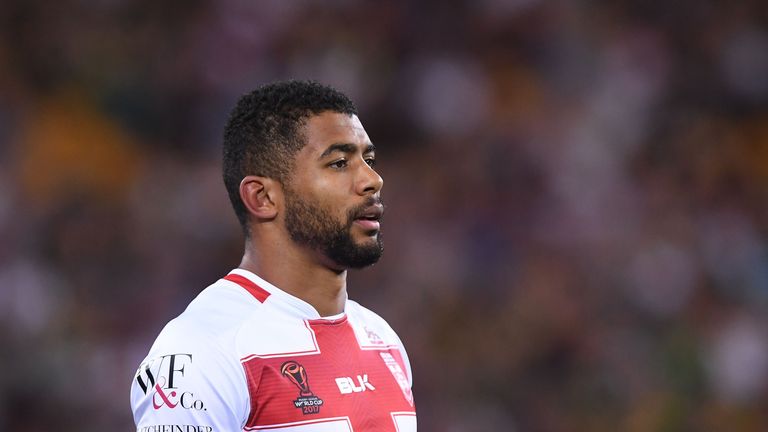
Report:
240,175,280,221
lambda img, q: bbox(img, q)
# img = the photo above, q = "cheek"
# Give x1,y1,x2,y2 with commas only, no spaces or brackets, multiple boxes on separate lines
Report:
301,187,349,220
290,167,354,219
302,180,348,210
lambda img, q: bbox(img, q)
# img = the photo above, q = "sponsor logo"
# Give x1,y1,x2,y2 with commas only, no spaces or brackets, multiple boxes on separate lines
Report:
135,353,206,411
281,360,324,415
380,352,414,407
335,374,376,394
137,426,213,432
364,326,384,345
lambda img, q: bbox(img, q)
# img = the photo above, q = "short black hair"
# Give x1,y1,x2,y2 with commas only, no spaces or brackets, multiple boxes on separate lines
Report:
223,80,357,234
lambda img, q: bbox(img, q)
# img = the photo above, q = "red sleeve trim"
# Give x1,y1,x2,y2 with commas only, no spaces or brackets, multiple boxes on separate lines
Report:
223,274,271,303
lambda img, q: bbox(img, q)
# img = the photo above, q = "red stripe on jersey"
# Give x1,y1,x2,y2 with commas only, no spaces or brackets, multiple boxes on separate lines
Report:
242,319,415,430
224,274,271,303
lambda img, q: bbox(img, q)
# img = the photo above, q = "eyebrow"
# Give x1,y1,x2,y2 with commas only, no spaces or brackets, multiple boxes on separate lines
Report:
319,142,376,159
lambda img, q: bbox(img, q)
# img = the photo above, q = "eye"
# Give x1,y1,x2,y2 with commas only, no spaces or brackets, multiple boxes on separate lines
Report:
329,159,348,169
365,157,376,167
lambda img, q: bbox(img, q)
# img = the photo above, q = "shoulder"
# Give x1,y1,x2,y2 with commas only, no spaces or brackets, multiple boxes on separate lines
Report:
139,276,267,382
346,300,403,348
130,278,261,429
141,283,247,362
345,299,390,325
345,300,415,386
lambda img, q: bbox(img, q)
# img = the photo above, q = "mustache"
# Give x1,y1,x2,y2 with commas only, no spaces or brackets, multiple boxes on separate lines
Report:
347,196,384,221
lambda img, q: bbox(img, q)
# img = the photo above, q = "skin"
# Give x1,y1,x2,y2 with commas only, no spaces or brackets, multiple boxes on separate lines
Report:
237,112,383,316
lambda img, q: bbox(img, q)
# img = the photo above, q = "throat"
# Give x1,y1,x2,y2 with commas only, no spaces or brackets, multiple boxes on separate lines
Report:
293,269,348,316
240,238,350,316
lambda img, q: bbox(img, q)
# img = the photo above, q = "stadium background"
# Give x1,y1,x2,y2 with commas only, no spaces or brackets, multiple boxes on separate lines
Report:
1,1,768,430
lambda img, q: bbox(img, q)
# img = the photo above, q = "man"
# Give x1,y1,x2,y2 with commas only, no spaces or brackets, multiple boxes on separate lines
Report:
130,81,416,431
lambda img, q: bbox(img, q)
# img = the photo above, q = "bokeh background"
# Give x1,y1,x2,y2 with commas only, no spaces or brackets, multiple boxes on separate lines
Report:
2,0,768,430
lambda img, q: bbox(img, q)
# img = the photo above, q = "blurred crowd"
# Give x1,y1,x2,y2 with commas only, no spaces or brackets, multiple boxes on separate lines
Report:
1,0,767,430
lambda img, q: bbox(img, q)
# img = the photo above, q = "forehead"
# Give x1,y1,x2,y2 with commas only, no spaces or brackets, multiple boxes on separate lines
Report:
300,112,371,154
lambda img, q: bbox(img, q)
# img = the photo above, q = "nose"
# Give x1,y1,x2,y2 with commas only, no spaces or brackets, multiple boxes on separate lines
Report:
357,161,383,196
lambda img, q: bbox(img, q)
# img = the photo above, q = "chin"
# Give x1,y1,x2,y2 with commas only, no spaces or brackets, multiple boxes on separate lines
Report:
354,234,380,248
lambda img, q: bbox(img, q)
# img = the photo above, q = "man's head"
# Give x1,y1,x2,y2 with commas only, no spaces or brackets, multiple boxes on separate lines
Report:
223,80,358,228
223,81,384,270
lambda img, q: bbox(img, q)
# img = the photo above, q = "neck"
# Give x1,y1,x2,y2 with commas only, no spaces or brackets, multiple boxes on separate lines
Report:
239,238,348,317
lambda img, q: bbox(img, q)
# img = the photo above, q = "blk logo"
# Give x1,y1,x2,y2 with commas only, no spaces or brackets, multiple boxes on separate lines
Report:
336,374,376,394
135,353,206,411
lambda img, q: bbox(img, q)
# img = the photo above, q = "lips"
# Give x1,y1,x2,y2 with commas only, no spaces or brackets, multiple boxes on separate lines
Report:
355,204,383,222
353,204,383,232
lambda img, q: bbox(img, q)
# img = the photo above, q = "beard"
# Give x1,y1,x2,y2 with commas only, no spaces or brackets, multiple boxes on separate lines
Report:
284,189,383,269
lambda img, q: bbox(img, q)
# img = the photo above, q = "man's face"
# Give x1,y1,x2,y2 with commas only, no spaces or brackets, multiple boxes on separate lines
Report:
283,112,384,270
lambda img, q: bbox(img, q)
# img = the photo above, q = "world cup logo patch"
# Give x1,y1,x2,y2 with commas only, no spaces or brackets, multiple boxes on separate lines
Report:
281,361,324,415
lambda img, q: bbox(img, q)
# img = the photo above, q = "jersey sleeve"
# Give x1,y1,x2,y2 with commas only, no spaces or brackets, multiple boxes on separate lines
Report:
391,328,414,387
130,319,248,431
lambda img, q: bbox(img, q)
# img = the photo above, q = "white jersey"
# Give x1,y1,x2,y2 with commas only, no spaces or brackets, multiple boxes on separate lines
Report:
130,269,416,432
